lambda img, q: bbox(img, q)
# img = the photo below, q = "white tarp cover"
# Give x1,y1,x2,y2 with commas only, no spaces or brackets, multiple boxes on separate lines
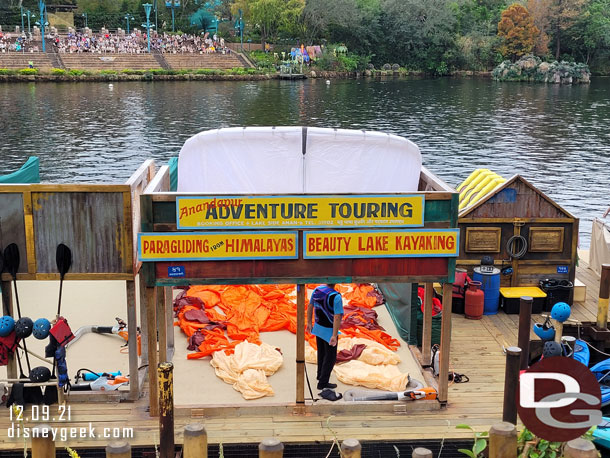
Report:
590,218,610,276
177,127,422,193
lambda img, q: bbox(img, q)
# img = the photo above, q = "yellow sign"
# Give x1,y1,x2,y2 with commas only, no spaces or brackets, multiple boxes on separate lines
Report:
304,229,459,259
138,232,298,261
177,195,424,229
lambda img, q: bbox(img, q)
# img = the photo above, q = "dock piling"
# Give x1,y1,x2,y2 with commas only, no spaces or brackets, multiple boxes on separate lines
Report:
563,438,598,458
340,438,362,458
105,440,131,458
259,438,284,457
517,296,532,369
158,362,175,458
502,346,521,424
183,423,207,458
412,448,433,458
596,264,610,330
489,422,517,458
31,424,55,458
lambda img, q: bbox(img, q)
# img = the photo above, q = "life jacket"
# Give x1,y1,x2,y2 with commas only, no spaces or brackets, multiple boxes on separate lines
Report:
0,331,19,366
312,286,338,328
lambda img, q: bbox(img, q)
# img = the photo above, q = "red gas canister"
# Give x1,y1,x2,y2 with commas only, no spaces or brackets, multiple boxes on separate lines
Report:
465,281,485,320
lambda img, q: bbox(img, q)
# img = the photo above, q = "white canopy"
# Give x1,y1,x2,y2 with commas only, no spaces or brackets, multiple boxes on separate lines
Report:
177,127,422,193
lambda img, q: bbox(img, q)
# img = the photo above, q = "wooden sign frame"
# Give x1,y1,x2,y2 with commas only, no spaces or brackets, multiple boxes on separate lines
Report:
138,166,459,415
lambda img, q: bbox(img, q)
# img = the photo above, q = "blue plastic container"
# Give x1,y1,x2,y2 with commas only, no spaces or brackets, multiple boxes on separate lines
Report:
473,266,501,315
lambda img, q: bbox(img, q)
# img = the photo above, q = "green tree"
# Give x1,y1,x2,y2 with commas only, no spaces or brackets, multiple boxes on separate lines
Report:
232,0,304,47
549,0,587,60
382,0,457,73
581,0,610,63
497,3,539,61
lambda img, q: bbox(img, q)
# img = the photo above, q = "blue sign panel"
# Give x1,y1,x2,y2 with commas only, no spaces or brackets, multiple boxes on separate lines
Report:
168,266,185,277
557,265,569,274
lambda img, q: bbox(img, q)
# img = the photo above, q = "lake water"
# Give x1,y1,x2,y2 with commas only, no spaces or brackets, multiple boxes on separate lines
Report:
1,77,608,246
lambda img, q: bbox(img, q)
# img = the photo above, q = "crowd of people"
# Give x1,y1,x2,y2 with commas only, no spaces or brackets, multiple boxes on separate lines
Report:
0,32,38,53
53,31,230,54
0,29,232,55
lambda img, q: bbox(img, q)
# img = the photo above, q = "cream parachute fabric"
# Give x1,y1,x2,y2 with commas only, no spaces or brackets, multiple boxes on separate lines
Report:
333,360,409,392
211,341,283,400
305,337,406,391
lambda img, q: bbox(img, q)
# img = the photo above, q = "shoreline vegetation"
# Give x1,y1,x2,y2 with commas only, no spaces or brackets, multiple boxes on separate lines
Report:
0,67,495,83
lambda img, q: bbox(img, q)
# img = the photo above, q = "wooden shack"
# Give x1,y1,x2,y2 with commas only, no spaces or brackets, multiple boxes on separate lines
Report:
457,175,578,290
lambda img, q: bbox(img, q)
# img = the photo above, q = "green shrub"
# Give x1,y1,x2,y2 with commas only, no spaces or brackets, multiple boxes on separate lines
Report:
0,68,16,75
51,68,66,75
68,69,85,76
121,69,144,75
194,68,224,75
18,68,38,75
99,70,118,75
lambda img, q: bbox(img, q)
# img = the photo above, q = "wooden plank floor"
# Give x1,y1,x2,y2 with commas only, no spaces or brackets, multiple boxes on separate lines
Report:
0,259,602,451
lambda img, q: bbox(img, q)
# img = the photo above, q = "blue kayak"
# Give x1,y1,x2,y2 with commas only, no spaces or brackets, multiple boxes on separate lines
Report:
574,339,590,366
0,157,40,184
593,417,610,450
590,358,610,407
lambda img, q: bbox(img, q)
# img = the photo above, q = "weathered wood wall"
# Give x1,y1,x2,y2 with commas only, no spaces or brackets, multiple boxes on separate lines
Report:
0,184,134,280
458,176,578,288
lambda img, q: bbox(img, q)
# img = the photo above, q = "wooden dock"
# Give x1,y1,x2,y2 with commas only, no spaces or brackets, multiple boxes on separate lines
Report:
0,257,602,451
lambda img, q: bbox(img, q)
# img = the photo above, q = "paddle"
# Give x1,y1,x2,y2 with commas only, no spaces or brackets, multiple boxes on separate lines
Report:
3,243,32,371
46,243,72,405
56,243,72,317
3,243,42,404
0,249,7,316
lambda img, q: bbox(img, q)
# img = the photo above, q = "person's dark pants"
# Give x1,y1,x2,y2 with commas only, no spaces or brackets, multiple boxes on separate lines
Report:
316,336,337,389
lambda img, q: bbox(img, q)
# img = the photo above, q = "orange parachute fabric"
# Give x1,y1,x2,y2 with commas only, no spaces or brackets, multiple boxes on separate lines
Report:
175,283,397,359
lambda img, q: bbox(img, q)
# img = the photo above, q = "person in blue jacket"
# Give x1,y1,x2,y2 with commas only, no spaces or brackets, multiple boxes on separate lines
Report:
306,284,344,401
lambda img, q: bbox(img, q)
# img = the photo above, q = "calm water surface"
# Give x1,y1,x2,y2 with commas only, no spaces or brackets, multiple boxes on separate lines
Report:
1,78,608,245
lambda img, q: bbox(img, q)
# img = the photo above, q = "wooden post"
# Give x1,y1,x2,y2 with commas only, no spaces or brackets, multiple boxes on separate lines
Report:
518,296,533,370
158,362,174,458
146,286,159,416
438,282,453,403
422,283,434,364
259,438,284,458
1,280,17,379
554,320,564,344
340,439,361,458
31,424,55,458
183,423,207,458
596,264,610,330
412,448,433,458
502,346,521,424
563,438,598,458
138,274,149,366
489,422,517,458
296,283,305,405
164,287,174,360
105,440,132,458
126,280,139,401
157,287,168,364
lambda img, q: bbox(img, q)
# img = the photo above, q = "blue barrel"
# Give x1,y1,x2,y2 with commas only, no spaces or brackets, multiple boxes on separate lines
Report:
473,266,501,315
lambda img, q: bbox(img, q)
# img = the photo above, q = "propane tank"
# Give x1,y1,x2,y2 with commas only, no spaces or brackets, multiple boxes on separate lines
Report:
465,281,484,320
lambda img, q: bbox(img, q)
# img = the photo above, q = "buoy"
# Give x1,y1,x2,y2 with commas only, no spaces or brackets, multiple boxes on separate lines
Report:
108,83,114,90
326,80,331,85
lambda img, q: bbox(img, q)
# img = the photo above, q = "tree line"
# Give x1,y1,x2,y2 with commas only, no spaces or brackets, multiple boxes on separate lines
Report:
3,0,610,74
